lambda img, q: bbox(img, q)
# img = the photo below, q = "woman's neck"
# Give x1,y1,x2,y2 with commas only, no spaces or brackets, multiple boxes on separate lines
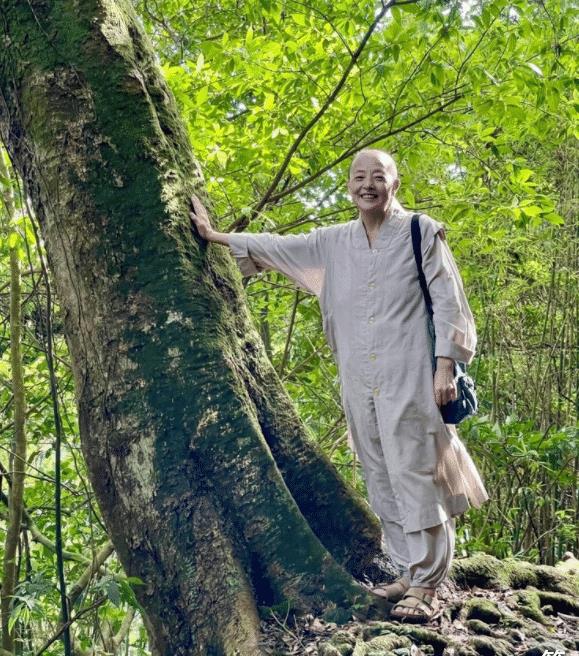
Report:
360,199,403,231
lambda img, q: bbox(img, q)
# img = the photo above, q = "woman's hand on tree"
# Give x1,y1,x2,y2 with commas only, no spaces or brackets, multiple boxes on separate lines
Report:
433,357,457,407
189,193,214,240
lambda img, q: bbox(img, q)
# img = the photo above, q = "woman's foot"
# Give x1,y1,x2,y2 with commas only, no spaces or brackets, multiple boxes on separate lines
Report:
389,586,439,623
370,575,410,602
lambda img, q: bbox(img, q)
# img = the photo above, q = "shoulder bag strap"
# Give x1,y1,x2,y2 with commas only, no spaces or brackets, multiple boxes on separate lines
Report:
410,213,433,317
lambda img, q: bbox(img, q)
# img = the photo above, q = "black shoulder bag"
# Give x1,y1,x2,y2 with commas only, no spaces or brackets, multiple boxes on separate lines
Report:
410,213,477,425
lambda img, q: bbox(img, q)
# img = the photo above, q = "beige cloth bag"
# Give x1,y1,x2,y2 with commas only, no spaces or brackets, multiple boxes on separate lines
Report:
434,423,489,508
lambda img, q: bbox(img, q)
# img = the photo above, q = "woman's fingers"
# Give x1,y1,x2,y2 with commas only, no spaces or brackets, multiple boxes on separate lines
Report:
190,193,207,219
434,374,457,407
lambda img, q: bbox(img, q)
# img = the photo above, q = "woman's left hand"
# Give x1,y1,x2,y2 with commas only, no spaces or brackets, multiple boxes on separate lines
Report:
434,358,457,407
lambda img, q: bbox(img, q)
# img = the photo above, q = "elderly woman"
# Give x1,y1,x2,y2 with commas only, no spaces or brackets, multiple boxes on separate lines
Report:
190,149,489,623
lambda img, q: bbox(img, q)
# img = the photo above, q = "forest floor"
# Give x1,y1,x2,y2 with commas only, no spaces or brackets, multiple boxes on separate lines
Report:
259,553,579,656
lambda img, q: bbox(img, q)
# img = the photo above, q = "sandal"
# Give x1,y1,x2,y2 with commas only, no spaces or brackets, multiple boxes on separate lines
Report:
389,588,439,624
370,575,410,602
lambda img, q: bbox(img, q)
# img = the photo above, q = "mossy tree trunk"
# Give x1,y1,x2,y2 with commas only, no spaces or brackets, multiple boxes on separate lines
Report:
0,1,385,653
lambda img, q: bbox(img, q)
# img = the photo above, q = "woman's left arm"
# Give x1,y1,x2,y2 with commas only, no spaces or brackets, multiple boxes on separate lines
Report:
420,218,477,407
421,220,477,365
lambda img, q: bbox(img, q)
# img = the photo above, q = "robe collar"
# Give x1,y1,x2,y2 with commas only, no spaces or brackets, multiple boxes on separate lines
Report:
352,207,407,250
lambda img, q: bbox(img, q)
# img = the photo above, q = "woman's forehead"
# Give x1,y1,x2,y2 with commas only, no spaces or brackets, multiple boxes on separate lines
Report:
350,153,393,174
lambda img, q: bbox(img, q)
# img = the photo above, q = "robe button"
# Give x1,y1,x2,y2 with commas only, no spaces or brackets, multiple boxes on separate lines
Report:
371,249,377,254
368,282,375,289
370,353,376,361
373,387,380,395
369,316,374,323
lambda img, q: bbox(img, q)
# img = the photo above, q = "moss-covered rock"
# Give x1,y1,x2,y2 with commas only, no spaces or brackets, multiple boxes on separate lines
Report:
454,646,478,656
450,554,579,596
512,589,551,625
366,634,413,651
352,641,369,656
498,611,525,629
464,598,503,624
469,635,515,656
330,630,357,646
451,554,510,590
361,621,449,653
319,644,344,656
466,619,493,635
536,588,579,615
327,629,357,655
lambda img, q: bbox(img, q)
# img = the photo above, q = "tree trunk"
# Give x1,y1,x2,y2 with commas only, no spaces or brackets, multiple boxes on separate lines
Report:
0,1,386,653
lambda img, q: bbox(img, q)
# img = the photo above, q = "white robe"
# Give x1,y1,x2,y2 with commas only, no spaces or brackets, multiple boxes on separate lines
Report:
228,207,489,533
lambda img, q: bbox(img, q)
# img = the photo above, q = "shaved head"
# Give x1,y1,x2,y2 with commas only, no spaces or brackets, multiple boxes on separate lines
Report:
349,149,398,184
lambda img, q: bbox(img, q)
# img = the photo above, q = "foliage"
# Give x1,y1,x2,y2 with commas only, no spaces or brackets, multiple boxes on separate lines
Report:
0,0,577,652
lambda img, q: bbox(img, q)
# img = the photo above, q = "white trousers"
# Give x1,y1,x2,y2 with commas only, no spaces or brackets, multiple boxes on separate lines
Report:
348,398,456,587
381,516,455,587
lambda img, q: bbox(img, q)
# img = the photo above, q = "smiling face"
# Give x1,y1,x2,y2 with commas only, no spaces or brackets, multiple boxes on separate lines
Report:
347,150,400,217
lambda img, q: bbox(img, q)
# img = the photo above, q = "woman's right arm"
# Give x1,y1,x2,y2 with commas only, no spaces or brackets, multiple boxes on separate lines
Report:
189,194,327,297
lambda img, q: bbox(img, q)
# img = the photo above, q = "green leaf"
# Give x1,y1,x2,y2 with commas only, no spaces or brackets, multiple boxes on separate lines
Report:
263,93,275,110
8,231,20,249
520,205,543,217
195,85,209,104
104,579,121,607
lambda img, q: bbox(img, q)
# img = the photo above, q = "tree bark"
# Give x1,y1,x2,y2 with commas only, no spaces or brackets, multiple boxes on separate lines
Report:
0,1,385,653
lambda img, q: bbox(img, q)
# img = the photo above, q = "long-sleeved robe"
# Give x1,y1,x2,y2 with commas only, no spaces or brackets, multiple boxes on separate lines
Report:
228,207,489,533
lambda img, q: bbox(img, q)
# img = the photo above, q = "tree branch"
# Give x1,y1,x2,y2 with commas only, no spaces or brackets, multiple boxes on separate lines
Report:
34,596,107,656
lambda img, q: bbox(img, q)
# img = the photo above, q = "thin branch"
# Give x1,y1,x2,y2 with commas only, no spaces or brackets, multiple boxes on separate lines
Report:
67,541,116,605
111,606,136,649
34,596,107,656
454,11,499,88
278,290,302,376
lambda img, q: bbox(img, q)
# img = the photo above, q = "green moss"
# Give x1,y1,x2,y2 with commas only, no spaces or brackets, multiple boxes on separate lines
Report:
497,612,525,629
513,590,550,625
536,588,579,615
327,630,357,654
451,554,511,590
361,622,449,653
450,554,579,596
333,643,355,656
352,642,369,656
366,634,412,651
319,644,343,656
454,646,478,656
466,619,493,635
469,636,513,656
464,598,503,624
